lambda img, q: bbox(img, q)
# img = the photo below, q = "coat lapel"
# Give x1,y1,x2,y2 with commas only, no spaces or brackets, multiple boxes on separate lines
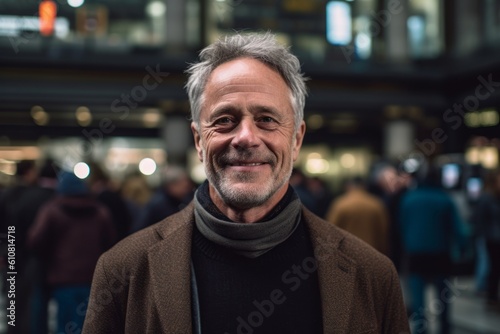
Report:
147,204,195,333
304,209,357,334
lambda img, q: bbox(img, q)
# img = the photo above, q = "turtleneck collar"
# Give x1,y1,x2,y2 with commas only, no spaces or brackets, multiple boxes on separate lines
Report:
193,181,301,258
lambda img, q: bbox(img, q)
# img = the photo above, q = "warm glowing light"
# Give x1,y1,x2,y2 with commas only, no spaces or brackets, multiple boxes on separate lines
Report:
139,158,157,175
306,158,330,174
480,147,498,169
465,147,481,165
76,106,92,126
480,110,499,127
465,112,480,127
31,105,44,116
0,159,16,176
39,0,57,36
340,153,355,169
307,152,323,160
466,110,499,127
143,109,161,128
31,106,50,126
74,162,90,179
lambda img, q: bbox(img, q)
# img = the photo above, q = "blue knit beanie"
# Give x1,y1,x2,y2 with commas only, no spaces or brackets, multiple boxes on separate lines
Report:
58,171,88,196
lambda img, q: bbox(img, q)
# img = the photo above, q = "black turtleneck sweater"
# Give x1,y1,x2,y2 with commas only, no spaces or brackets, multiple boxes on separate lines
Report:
191,183,323,334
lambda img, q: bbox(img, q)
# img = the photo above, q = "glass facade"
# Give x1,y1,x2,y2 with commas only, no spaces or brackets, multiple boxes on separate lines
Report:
1,0,500,185
1,0,499,65
0,0,200,62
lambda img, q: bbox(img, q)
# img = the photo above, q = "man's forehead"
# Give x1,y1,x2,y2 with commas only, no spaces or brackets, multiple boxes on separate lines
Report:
208,58,284,84
205,59,290,97
208,83,289,98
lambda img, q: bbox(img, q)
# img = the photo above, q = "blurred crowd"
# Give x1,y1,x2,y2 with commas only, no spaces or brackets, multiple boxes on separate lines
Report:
0,157,499,334
0,159,195,334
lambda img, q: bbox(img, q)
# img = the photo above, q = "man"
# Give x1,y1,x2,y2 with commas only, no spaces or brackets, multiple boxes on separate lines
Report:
326,177,389,255
83,33,409,333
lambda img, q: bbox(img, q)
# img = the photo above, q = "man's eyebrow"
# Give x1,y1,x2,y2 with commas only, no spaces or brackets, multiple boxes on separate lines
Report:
207,104,285,122
249,105,283,119
208,107,237,120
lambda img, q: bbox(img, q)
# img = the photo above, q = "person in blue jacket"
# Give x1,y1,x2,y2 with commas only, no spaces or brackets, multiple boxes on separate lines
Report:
399,164,469,334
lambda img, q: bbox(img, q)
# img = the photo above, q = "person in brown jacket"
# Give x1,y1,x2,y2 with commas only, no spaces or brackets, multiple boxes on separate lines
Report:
326,177,390,255
83,32,409,334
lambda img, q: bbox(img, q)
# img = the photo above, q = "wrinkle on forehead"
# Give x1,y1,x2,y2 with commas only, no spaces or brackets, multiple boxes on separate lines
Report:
210,83,290,101
202,58,293,112
208,58,289,90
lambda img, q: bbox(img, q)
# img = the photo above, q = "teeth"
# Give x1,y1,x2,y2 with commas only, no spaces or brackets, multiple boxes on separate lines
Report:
233,163,263,166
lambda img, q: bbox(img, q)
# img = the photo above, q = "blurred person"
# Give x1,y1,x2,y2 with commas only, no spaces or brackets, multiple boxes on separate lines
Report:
289,167,317,214
371,162,412,271
473,230,490,296
470,169,500,307
17,159,60,334
306,176,334,218
326,176,390,255
0,160,38,230
0,159,57,334
399,166,468,334
133,165,195,232
468,171,490,297
27,171,116,334
88,162,133,240
83,33,409,333
0,161,37,255
120,171,153,230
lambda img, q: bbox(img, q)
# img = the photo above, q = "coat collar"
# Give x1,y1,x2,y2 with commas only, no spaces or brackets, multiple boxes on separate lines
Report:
148,203,194,333
147,203,357,333
302,208,358,334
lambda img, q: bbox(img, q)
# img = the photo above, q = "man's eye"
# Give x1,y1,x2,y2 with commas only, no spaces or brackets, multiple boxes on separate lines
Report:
215,117,233,124
259,117,275,123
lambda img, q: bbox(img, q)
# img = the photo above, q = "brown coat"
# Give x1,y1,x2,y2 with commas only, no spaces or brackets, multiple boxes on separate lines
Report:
83,203,409,334
326,189,390,255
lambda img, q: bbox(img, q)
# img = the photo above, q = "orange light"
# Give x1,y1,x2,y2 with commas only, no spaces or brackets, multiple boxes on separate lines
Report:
39,0,57,36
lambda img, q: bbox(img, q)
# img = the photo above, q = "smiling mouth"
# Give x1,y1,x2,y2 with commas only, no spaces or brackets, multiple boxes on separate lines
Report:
228,162,266,167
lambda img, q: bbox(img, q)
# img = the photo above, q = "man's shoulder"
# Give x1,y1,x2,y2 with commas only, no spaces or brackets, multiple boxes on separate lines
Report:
338,226,393,270
303,208,394,273
99,203,194,269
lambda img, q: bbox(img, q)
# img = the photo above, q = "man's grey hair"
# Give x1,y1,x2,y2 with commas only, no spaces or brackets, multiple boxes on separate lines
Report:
185,32,308,131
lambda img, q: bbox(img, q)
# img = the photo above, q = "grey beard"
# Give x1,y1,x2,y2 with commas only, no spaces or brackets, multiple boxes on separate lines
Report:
201,146,293,209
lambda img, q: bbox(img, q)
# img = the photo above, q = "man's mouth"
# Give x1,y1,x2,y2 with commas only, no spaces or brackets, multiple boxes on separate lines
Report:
228,162,265,167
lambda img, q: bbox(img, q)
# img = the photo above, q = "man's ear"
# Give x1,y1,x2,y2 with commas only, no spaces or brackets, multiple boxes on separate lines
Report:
191,122,203,162
292,121,306,162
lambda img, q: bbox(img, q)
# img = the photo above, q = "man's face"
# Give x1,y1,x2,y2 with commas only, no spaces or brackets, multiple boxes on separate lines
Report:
192,57,305,210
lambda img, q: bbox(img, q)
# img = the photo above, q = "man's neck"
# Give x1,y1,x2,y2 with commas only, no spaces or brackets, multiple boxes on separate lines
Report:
209,185,288,224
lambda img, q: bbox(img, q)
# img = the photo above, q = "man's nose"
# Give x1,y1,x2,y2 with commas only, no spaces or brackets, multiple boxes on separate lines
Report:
231,118,260,149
